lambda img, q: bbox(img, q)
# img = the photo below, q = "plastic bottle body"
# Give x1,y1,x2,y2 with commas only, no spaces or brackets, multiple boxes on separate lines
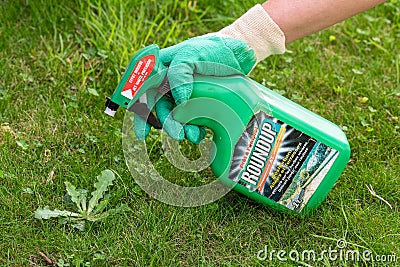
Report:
174,75,350,215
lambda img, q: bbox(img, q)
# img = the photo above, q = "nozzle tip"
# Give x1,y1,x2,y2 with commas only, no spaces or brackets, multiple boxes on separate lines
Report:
104,107,117,117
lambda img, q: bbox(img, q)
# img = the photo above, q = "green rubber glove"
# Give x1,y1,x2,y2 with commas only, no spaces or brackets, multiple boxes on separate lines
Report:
159,34,257,105
133,34,256,144
133,88,206,144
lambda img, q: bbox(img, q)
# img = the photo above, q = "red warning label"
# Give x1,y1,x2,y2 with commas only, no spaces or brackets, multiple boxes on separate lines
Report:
121,55,155,100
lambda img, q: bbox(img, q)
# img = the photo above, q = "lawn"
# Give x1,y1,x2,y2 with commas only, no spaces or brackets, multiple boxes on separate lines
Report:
0,0,399,266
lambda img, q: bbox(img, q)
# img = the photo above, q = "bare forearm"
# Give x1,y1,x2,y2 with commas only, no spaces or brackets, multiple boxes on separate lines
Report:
262,0,387,44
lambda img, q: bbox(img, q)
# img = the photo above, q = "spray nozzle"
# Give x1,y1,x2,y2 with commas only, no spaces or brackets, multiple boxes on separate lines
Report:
104,97,120,117
105,44,169,129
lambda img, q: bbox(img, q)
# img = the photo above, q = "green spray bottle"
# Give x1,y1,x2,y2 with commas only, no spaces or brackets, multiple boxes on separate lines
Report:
105,44,350,215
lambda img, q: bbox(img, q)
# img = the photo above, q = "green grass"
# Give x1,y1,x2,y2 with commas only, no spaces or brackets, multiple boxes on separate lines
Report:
0,0,399,266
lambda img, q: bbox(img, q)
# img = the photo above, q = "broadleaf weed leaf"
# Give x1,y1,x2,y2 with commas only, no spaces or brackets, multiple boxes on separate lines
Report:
91,199,109,216
88,204,131,222
35,206,80,219
71,221,85,231
87,170,115,215
58,217,86,232
65,181,83,212
16,140,29,150
79,188,88,212
63,193,77,211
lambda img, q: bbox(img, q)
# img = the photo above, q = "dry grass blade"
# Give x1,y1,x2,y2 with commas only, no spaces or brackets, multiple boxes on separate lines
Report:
365,184,393,209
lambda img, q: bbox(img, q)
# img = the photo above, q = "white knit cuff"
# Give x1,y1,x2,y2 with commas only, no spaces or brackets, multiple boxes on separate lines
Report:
218,4,286,63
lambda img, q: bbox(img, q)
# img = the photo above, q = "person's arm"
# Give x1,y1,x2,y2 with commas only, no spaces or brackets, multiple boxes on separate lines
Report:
262,0,387,44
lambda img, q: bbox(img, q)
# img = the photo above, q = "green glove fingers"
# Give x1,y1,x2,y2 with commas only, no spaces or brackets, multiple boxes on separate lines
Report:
159,42,184,66
133,114,151,140
132,90,159,140
184,124,206,145
132,88,205,143
167,60,195,105
155,95,206,144
155,96,185,141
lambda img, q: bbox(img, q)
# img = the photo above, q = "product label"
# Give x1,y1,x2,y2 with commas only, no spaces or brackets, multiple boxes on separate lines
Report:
229,111,339,212
121,55,155,100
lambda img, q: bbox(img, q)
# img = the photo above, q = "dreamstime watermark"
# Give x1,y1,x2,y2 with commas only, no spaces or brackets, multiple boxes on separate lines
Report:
256,239,398,264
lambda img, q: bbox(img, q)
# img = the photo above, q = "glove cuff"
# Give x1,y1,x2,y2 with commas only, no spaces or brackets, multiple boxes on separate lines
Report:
218,4,286,63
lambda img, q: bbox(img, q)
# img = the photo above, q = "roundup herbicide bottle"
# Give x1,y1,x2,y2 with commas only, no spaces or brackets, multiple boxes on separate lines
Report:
105,45,351,215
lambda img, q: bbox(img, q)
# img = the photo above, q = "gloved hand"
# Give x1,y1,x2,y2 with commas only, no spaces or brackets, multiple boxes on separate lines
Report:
133,89,207,144
134,4,285,144
133,35,256,144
